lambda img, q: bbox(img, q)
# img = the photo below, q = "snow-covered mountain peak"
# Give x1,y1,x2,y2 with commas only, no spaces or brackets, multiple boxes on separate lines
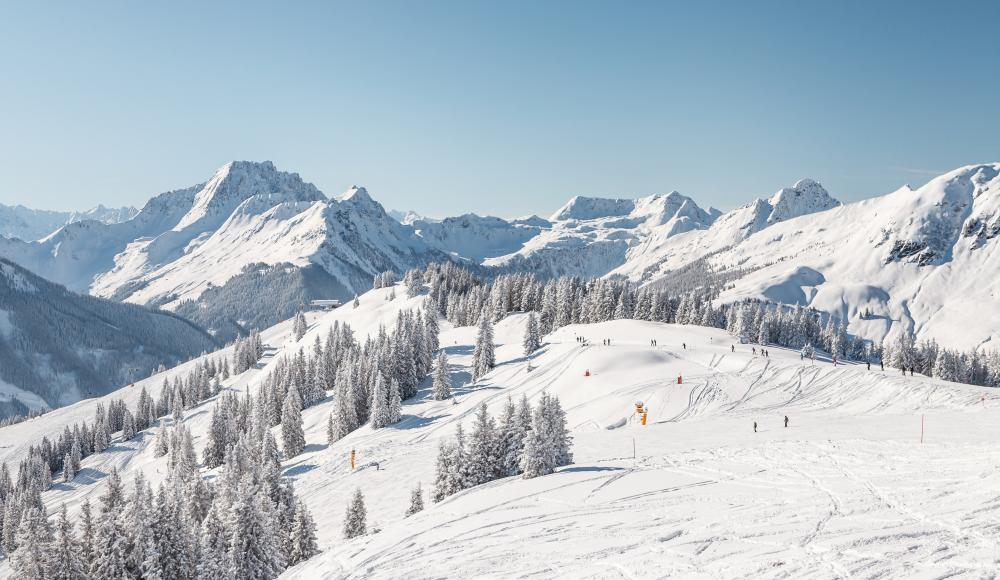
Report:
174,160,324,231
338,185,371,202
766,178,840,225
549,195,634,222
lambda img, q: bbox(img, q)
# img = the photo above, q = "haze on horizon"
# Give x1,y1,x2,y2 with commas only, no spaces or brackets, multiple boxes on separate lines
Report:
1,1,998,218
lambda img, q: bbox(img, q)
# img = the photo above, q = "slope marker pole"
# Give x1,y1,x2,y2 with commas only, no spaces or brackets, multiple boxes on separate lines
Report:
920,414,924,444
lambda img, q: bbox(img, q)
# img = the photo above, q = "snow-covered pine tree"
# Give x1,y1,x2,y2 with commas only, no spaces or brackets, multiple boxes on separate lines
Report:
289,498,319,565
369,373,392,429
293,310,308,342
353,294,360,308
50,503,85,580
228,478,285,579
432,351,452,400
497,396,528,477
523,311,541,356
424,303,440,355
404,269,424,298
431,439,455,503
10,506,53,579
387,379,402,425
281,386,306,458
472,310,496,380
78,498,95,570
197,503,228,580
466,403,500,486
330,377,359,441
405,483,424,517
343,488,367,539
62,453,74,483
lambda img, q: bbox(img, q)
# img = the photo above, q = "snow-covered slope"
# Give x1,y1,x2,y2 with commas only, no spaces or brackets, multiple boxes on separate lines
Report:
692,164,1000,350
612,178,841,282
0,203,138,242
411,214,545,262
0,258,216,416
3,284,999,579
483,191,720,278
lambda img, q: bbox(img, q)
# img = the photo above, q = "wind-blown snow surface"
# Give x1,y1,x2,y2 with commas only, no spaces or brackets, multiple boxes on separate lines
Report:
3,284,999,579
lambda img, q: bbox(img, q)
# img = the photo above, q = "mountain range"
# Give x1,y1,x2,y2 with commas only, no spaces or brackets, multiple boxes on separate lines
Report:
0,203,138,241
1,160,998,353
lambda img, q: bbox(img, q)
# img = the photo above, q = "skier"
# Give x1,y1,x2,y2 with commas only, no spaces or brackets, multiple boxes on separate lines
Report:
731,345,735,353
683,343,686,350
880,360,884,371
753,421,757,433
784,415,789,428
752,347,756,355
867,361,871,371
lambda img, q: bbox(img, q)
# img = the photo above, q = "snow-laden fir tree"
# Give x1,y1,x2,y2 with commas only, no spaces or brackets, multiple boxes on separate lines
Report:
50,503,85,580
329,375,359,442
451,422,472,493
520,393,572,479
293,310,308,342
405,483,424,517
466,403,500,486
289,498,319,565
343,488,367,539
387,379,403,425
523,311,541,356
281,386,306,458
62,453,75,483
353,294,360,308
228,477,286,579
432,351,451,400
497,395,530,477
424,302,440,355
431,438,456,503
368,373,392,429
197,503,228,579
404,268,424,298
78,498,95,570
10,506,53,579
472,310,496,380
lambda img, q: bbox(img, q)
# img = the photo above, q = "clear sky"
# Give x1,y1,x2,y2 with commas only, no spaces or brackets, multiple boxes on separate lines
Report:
1,1,997,218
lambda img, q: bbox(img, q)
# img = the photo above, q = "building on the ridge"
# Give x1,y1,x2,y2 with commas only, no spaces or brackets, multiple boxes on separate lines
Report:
308,299,342,311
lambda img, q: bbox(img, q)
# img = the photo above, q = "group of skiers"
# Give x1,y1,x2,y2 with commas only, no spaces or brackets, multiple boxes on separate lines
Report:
753,415,790,432
752,346,770,357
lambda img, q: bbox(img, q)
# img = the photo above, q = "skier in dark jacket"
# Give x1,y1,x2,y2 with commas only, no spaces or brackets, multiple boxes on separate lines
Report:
753,421,757,433
784,415,789,428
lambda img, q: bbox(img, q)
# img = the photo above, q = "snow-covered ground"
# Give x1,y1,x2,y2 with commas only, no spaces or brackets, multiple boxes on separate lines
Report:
2,285,999,579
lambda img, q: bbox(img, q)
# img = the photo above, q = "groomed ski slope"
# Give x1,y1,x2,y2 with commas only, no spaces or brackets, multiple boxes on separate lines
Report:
2,285,999,579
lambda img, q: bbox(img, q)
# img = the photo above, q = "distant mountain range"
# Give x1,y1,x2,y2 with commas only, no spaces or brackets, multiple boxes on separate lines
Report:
0,203,138,241
2,160,998,351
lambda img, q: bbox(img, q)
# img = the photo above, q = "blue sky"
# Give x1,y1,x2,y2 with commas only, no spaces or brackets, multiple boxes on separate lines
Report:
1,1,997,218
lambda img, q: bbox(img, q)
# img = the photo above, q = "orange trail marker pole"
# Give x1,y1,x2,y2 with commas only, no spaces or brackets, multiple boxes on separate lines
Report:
350,449,356,470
